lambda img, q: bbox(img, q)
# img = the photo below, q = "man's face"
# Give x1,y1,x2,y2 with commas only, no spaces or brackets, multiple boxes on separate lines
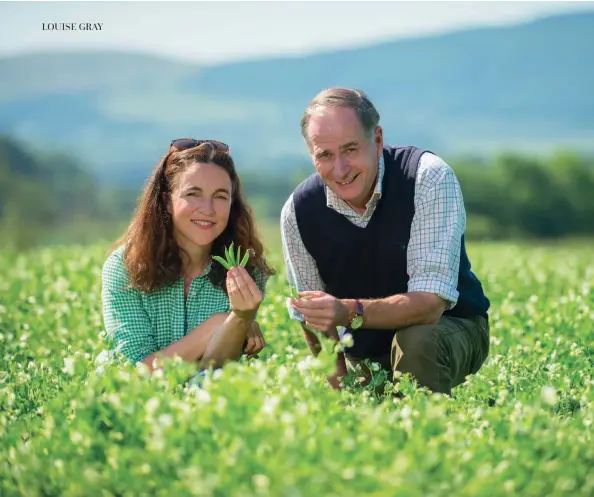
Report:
306,106,383,210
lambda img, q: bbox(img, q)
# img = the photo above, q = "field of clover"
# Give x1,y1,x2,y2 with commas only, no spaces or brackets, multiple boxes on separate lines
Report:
0,240,592,496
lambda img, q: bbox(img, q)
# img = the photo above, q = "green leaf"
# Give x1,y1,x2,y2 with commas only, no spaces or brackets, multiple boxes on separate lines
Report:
240,250,249,267
236,247,242,267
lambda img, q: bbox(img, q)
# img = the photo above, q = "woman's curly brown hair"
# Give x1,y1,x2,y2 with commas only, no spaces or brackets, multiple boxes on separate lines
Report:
110,141,275,293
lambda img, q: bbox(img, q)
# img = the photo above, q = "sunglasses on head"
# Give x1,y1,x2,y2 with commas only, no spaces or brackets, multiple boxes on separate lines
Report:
169,138,230,153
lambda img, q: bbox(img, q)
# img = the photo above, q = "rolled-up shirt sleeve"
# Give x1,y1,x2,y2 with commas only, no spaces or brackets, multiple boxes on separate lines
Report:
101,248,158,364
280,194,326,321
406,153,465,310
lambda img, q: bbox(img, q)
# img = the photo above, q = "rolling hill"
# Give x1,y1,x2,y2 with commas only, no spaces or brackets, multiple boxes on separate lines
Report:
0,10,593,187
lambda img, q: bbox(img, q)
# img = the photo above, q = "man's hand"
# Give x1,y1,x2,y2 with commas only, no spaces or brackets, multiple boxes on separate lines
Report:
290,291,350,336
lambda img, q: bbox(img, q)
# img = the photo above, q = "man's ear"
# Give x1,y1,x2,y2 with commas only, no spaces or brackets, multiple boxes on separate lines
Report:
374,126,383,147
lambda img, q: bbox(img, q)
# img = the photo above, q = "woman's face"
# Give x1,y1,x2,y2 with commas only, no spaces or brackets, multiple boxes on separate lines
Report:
167,162,232,252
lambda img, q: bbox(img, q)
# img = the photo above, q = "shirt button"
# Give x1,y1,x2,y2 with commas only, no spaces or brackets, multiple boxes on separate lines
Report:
191,291,196,297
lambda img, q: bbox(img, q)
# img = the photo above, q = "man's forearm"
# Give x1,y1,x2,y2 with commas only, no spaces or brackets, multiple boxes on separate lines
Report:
301,323,322,356
300,322,347,390
341,291,447,330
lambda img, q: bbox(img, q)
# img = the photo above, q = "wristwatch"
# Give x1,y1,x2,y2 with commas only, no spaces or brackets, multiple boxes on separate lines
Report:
348,300,364,329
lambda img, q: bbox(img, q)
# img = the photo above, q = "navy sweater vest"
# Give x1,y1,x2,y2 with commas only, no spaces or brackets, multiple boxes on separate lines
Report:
293,145,490,358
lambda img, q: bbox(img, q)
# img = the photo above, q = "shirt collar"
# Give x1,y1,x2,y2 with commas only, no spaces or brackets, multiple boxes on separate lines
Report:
325,154,385,210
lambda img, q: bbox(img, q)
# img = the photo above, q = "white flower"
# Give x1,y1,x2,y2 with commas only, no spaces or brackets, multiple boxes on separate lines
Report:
541,386,558,406
262,395,280,416
83,468,100,483
252,475,270,490
146,397,159,414
63,357,75,375
342,468,356,480
195,388,211,404
70,431,84,444
107,394,121,409
340,332,354,348
215,397,227,414
158,414,173,427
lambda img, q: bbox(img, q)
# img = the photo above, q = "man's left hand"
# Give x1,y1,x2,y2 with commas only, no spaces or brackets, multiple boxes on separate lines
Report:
290,291,350,336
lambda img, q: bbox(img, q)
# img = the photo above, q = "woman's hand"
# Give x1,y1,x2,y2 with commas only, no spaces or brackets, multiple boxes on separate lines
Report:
244,321,266,359
226,266,263,322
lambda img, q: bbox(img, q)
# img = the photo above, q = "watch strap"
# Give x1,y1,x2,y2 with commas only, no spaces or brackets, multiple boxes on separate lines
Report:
348,299,364,328
355,299,364,317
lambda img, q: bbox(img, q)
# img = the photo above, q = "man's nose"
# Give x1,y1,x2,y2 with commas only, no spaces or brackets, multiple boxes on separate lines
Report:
334,156,349,179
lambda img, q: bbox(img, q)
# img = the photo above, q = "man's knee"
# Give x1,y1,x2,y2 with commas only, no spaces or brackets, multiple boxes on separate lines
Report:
391,322,450,394
391,323,440,366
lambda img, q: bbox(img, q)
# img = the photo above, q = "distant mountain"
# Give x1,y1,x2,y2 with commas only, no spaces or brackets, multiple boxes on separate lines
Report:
0,11,593,187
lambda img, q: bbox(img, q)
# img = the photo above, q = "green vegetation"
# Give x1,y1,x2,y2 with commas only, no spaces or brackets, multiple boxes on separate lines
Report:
213,242,250,270
0,239,592,495
2,134,594,250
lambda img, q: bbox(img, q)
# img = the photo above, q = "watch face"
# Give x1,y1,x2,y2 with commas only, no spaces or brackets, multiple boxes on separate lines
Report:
350,315,364,329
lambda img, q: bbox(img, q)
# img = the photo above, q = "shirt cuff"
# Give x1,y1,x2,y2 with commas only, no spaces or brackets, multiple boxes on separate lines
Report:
407,276,459,310
122,345,157,366
286,298,304,321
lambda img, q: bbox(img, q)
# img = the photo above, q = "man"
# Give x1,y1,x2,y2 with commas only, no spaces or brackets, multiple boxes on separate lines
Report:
280,87,490,396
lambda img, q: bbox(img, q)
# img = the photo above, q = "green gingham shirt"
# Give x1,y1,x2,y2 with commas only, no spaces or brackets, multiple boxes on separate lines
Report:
101,245,269,364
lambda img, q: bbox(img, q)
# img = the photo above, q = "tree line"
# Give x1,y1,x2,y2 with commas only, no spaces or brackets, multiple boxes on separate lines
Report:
1,134,593,249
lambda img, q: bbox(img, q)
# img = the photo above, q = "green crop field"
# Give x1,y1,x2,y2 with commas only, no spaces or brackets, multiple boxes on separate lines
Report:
0,237,592,496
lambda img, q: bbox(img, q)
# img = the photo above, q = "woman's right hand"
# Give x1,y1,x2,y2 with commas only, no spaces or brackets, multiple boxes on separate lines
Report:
226,266,263,321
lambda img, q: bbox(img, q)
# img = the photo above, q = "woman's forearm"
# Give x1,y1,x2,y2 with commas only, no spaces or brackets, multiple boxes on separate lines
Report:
140,313,229,370
200,311,253,369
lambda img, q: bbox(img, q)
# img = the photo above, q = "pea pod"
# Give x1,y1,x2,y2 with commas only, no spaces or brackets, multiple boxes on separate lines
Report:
228,242,235,265
212,255,232,270
290,287,311,300
212,242,251,270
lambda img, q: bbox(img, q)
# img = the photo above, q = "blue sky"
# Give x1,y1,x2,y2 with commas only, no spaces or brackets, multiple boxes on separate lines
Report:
1,1,593,64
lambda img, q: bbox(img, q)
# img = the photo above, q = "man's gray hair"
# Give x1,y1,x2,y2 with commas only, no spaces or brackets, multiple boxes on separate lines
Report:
300,87,380,142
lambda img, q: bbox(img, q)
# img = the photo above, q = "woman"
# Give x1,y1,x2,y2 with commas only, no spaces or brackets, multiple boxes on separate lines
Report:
100,139,275,374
